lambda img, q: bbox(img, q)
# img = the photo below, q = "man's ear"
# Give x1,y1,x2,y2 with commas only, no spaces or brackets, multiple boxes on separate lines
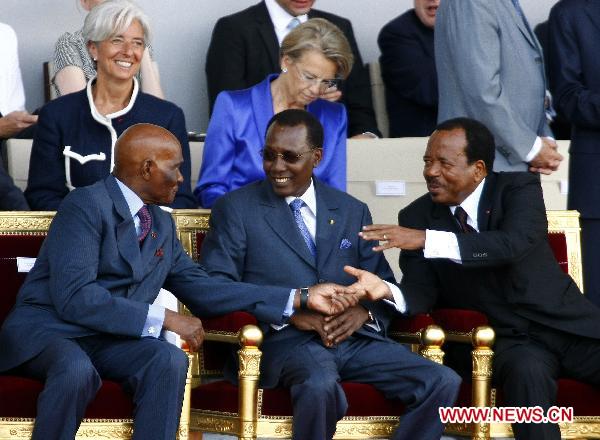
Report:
140,159,153,180
473,159,487,181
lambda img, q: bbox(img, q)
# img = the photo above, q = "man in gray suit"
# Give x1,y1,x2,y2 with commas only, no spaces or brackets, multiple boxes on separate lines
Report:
434,0,563,174
0,123,356,440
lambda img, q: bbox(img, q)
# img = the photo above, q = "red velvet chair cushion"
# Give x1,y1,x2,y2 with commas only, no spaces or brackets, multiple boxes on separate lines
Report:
0,235,47,323
389,313,434,333
547,233,568,274
0,376,133,418
191,381,405,417
431,308,488,333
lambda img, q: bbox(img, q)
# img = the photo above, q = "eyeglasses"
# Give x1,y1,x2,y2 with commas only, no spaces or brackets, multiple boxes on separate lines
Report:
260,147,316,164
293,64,343,93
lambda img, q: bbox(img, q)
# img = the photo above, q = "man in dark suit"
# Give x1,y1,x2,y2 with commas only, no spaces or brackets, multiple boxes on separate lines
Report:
356,117,600,440
378,0,439,137
548,0,600,307
0,123,356,440
199,109,460,440
205,0,381,138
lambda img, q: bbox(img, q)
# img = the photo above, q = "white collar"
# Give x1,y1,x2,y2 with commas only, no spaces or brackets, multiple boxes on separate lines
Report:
115,176,144,219
86,76,139,123
265,0,308,44
285,178,316,216
449,177,486,230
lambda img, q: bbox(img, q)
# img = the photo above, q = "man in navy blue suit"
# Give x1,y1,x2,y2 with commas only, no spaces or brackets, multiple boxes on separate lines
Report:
548,0,600,307
0,123,357,440
199,109,460,440
378,0,440,137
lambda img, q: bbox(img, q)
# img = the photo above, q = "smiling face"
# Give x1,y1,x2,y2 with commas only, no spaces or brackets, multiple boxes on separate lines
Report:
281,50,338,106
275,0,315,16
87,19,144,82
414,0,440,28
423,128,485,206
263,123,322,198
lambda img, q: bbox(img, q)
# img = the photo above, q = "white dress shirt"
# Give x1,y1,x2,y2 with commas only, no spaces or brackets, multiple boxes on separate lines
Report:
264,0,308,46
0,23,26,115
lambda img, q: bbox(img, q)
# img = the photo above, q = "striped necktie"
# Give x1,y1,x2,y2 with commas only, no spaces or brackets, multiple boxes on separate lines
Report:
290,198,317,257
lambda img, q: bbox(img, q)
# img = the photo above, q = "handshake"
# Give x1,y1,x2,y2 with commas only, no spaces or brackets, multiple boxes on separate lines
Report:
290,266,393,347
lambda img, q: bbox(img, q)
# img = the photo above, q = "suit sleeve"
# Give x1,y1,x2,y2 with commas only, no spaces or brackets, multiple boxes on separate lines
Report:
378,21,437,109
205,17,249,112
193,92,237,208
336,19,381,137
548,5,600,130
436,0,539,164
24,104,70,210
457,174,548,266
398,209,441,315
164,216,290,325
45,190,149,336
166,106,197,208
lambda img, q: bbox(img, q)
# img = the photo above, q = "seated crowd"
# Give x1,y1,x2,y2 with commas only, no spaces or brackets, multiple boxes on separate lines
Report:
1,1,599,440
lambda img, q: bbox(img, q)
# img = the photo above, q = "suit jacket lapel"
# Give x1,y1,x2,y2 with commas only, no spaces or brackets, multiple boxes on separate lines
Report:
255,1,281,70
477,174,497,232
251,76,276,142
105,176,143,281
314,180,340,270
259,181,316,267
430,202,460,233
503,1,538,50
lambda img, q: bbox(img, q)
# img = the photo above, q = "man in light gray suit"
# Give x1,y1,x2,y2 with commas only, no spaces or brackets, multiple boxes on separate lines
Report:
434,0,563,174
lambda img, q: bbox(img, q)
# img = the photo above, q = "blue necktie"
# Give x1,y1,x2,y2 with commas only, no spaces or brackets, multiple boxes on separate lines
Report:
287,17,301,31
290,199,317,258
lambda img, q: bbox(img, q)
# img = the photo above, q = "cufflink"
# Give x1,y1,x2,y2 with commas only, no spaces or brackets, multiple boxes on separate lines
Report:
148,326,156,335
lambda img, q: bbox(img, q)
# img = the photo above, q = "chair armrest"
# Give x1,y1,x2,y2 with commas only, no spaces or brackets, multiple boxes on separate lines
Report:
389,315,446,365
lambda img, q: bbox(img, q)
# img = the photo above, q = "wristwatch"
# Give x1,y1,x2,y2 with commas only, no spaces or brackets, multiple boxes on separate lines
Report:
300,287,310,310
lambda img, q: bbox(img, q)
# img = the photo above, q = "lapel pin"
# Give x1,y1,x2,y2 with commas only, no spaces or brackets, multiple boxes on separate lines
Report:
151,231,158,239
329,219,335,225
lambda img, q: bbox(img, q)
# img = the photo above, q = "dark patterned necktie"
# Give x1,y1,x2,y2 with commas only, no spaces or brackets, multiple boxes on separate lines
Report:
290,199,317,257
137,205,152,242
454,206,476,234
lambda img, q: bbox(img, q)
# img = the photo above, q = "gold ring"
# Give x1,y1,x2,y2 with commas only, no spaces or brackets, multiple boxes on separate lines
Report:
383,234,387,240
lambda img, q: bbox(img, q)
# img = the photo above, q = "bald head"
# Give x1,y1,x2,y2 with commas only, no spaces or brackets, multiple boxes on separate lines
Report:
113,123,184,205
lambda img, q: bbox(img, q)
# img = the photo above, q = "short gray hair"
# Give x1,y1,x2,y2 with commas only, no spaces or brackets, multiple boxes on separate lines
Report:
82,0,151,44
280,18,354,79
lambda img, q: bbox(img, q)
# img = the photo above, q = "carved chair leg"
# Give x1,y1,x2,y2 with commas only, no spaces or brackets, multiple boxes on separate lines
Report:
237,326,263,440
471,326,495,440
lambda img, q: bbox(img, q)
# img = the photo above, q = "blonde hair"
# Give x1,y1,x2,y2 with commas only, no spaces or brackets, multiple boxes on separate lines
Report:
280,18,353,79
83,0,150,44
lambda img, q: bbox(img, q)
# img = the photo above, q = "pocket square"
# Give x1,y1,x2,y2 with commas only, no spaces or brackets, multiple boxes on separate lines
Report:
339,238,352,249
155,248,164,257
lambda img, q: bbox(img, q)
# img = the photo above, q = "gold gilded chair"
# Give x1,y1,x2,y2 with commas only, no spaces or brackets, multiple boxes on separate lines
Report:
0,211,193,440
437,210,600,440
170,210,448,439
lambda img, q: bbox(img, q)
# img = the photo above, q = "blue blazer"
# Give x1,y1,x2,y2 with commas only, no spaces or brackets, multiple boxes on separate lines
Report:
194,74,347,208
24,86,197,210
0,175,290,373
199,178,398,387
378,9,438,137
548,0,600,218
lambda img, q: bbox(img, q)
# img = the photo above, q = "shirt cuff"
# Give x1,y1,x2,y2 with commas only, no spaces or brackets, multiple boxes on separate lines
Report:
271,289,297,331
382,281,407,313
424,229,462,263
142,304,166,338
525,136,543,163
361,131,379,139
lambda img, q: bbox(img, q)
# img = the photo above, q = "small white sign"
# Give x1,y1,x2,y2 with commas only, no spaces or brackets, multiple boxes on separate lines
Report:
16,257,36,273
560,179,569,196
375,180,406,196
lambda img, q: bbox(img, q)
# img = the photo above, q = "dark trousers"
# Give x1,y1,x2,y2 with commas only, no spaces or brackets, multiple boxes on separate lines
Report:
18,335,189,440
278,335,461,440
493,324,600,440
